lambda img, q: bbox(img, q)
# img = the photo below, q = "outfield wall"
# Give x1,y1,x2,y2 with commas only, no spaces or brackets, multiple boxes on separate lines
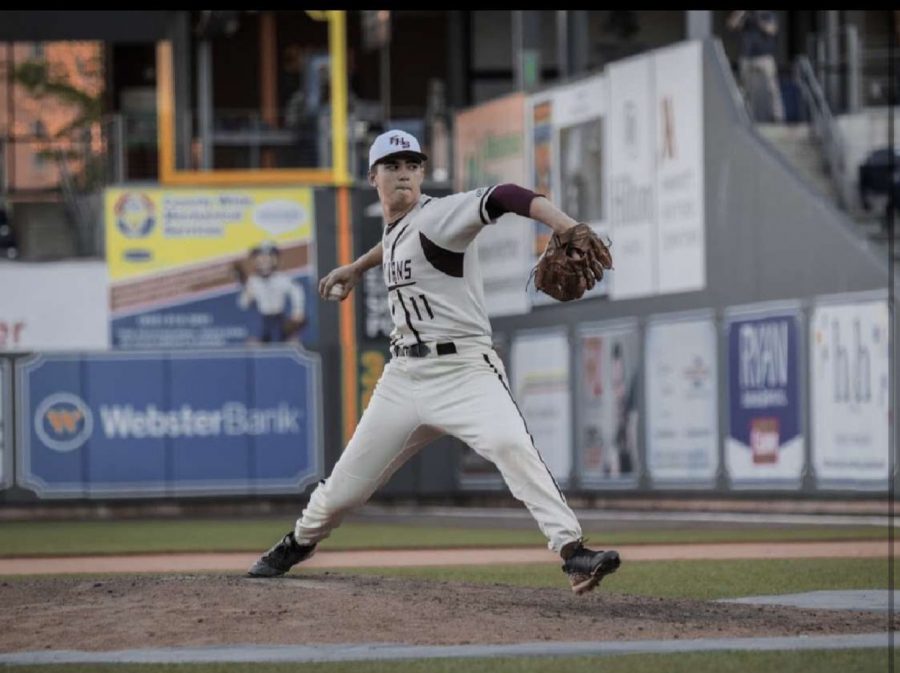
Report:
377,38,895,499
0,38,894,502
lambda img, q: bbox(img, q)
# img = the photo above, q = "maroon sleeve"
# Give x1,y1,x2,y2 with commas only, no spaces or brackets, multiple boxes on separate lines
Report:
485,184,544,220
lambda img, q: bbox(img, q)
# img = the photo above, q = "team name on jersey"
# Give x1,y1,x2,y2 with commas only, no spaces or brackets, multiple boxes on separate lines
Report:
386,259,412,284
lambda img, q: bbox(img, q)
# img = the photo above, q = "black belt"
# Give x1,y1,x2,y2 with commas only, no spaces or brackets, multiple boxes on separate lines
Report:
391,342,457,358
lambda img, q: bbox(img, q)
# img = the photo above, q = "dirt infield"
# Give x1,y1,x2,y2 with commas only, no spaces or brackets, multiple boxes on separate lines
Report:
0,540,893,576
1,573,894,654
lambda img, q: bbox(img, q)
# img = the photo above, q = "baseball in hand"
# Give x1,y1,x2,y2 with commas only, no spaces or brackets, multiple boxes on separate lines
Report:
328,282,345,301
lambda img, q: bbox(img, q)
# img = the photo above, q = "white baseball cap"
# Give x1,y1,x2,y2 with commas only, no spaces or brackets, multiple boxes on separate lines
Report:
368,130,428,169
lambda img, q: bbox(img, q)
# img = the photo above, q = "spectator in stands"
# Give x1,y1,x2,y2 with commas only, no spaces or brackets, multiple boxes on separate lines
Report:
728,10,785,123
284,46,319,168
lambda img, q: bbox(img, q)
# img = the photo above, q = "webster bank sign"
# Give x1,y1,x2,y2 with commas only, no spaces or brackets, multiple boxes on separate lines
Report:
97,403,302,439
16,349,322,498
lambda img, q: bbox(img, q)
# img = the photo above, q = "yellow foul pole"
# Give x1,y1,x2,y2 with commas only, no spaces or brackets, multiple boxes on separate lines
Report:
328,11,351,186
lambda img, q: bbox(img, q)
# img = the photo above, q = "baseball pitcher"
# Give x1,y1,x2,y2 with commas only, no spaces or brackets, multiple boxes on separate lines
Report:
248,130,618,594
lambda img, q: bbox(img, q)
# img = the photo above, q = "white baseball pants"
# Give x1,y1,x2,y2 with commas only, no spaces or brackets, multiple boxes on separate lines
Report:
294,338,583,555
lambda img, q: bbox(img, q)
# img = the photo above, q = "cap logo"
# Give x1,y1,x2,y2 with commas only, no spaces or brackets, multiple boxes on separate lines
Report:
389,135,411,149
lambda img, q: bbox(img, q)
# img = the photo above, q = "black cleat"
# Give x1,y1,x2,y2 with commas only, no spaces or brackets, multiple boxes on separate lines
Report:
247,532,317,578
562,544,621,595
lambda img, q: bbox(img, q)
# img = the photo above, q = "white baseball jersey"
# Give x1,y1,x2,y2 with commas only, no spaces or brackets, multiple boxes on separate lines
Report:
382,187,498,348
238,272,305,318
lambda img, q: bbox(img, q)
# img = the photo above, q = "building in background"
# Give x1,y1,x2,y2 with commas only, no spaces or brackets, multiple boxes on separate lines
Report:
0,41,104,193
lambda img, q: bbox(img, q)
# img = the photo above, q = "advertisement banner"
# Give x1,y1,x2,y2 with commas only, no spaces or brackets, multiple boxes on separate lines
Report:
603,40,706,299
528,75,610,306
645,315,718,484
0,261,109,351
811,298,890,486
654,41,706,294
455,93,532,317
528,95,556,307
726,308,803,485
511,329,572,486
552,77,607,227
15,349,323,498
577,322,640,486
607,54,656,299
105,187,317,350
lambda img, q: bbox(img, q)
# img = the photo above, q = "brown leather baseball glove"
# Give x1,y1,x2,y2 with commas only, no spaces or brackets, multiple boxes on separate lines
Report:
533,223,613,302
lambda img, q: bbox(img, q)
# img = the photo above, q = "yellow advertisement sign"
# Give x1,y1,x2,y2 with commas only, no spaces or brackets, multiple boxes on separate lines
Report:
105,187,314,281
454,92,526,192
104,187,317,350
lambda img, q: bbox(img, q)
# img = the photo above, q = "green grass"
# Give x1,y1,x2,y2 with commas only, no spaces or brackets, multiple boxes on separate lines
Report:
308,557,898,600
0,649,893,673
0,518,887,557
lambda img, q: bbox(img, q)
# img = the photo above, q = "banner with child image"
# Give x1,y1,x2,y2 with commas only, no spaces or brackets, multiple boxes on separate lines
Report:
577,321,640,487
105,187,318,350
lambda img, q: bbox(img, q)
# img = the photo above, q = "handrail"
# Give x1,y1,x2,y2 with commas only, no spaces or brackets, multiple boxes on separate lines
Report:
794,55,852,210
711,39,752,127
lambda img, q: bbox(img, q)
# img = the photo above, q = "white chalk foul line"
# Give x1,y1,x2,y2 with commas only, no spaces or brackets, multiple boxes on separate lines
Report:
0,633,892,665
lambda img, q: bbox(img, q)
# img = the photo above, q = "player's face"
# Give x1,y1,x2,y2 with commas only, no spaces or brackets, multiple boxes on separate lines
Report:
254,252,277,276
369,156,424,213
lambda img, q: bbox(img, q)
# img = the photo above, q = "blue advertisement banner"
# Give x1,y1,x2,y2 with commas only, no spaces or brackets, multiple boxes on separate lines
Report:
726,309,803,484
110,273,319,350
15,349,322,498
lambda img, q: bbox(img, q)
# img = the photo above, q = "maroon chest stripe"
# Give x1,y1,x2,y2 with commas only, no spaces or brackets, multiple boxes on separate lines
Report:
419,232,464,278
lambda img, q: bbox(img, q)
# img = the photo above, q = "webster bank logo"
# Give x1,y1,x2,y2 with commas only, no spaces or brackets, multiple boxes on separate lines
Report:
97,403,301,438
114,192,156,238
35,393,94,452
34,397,302,447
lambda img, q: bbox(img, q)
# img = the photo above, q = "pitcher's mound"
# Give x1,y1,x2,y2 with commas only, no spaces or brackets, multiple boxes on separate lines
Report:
0,573,891,652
